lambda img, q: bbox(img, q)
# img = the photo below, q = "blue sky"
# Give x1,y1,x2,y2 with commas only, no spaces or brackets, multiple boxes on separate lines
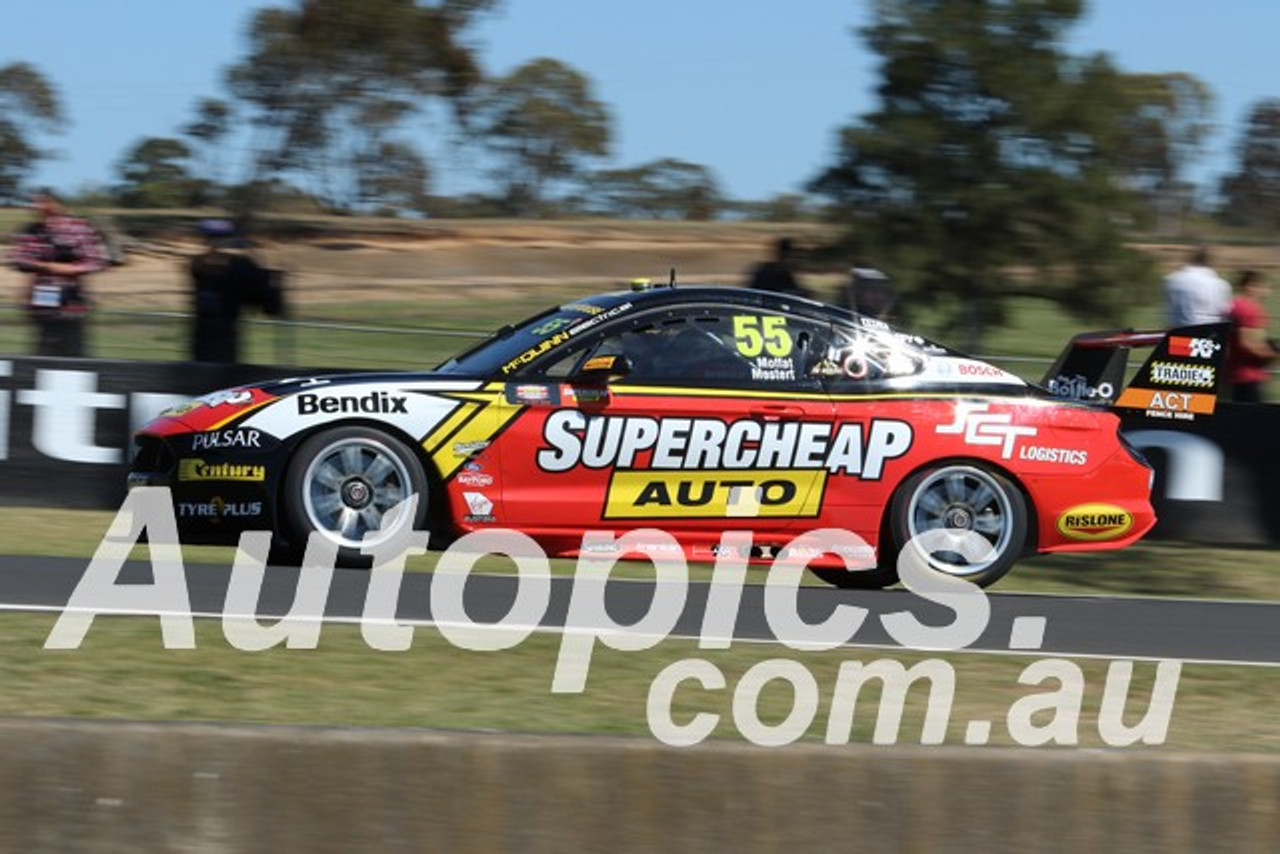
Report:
2,1,1277,201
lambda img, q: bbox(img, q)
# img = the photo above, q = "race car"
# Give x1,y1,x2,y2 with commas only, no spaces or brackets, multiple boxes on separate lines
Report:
128,284,1200,588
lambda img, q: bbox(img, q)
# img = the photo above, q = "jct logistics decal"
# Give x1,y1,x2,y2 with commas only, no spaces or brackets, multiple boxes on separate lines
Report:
537,409,914,520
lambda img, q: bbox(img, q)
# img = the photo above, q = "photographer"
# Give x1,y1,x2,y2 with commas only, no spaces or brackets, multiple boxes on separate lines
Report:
189,219,283,363
8,189,108,357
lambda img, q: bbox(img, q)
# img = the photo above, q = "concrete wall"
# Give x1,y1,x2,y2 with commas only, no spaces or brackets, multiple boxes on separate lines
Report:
0,719,1276,853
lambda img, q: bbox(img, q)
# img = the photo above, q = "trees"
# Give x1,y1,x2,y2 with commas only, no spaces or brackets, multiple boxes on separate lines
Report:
0,62,64,203
810,0,1154,349
474,58,611,215
115,137,198,207
1218,99,1280,233
587,159,723,220
1113,73,1214,234
225,0,495,213
181,97,235,198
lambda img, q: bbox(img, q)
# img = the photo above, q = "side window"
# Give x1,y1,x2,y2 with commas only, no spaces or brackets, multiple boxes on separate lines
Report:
613,315,754,383
810,325,925,388
538,308,827,388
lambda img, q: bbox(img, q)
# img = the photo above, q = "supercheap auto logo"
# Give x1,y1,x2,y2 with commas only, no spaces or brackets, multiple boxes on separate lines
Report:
535,410,914,476
536,410,914,520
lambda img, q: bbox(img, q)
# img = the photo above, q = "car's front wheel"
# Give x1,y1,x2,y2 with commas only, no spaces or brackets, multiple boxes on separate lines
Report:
888,463,1028,588
279,426,429,568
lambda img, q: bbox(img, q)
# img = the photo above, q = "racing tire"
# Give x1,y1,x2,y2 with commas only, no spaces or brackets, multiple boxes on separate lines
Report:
808,564,899,590
887,463,1027,589
280,426,430,569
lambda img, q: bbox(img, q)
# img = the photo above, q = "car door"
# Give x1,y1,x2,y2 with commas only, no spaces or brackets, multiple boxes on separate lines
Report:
808,319,930,540
492,303,838,540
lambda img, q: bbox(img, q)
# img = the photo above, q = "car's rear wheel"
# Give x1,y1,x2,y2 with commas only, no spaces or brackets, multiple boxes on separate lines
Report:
889,463,1027,588
279,426,429,568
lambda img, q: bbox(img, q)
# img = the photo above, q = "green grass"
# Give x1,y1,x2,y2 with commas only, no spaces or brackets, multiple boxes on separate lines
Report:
4,507,1279,598
3,613,1280,752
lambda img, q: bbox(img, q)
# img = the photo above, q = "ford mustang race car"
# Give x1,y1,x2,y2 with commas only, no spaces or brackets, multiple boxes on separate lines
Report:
129,284,1199,588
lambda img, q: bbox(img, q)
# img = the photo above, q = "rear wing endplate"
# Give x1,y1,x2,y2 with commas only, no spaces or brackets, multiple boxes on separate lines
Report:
1041,323,1230,422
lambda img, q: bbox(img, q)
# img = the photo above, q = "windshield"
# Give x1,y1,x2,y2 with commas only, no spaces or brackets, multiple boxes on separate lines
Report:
435,294,637,376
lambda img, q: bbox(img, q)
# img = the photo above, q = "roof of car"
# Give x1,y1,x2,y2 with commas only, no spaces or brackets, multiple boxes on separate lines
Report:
585,284,858,323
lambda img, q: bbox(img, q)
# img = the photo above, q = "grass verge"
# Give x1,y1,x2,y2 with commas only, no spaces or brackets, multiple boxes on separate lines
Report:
2,507,1277,599
2,613,1280,752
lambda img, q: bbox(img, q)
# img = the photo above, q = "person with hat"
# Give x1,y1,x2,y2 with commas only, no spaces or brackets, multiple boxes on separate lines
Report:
189,219,273,363
8,189,108,357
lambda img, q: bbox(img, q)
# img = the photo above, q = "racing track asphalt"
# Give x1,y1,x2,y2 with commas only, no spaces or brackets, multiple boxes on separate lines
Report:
0,554,1277,665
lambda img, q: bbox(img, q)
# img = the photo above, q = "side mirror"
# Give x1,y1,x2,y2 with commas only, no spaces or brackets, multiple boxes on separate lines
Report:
575,353,632,384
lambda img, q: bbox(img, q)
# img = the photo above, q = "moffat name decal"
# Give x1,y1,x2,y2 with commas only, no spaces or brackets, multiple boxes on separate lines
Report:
536,410,913,477
1056,503,1134,541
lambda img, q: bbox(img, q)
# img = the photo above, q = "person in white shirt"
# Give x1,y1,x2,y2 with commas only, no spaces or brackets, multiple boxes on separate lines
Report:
1164,246,1231,326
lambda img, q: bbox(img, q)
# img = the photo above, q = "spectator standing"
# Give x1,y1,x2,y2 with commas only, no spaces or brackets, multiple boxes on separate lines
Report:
839,261,897,320
189,219,274,363
8,189,108,357
1225,269,1277,403
1164,246,1230,327
746,237,810,298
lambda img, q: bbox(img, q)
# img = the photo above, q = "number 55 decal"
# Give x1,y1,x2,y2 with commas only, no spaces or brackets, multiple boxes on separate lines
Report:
734,315,793,357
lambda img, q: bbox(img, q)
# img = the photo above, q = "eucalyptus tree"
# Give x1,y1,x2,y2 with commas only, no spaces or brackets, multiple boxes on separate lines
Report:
225,0,496,212
810,0,1157,348
0,62,64,202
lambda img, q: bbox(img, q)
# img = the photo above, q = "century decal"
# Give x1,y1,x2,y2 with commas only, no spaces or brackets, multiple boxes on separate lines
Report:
177,459,266,482
537,410,913,479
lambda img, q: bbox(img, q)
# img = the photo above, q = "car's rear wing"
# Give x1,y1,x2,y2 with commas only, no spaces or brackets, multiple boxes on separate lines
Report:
1041,322,1230,422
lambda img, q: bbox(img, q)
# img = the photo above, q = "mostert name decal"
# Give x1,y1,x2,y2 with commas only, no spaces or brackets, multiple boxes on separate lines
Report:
536,410,913,479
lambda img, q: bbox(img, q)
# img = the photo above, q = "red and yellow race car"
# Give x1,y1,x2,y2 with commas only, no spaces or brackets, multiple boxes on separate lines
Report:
131,285,1219,588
